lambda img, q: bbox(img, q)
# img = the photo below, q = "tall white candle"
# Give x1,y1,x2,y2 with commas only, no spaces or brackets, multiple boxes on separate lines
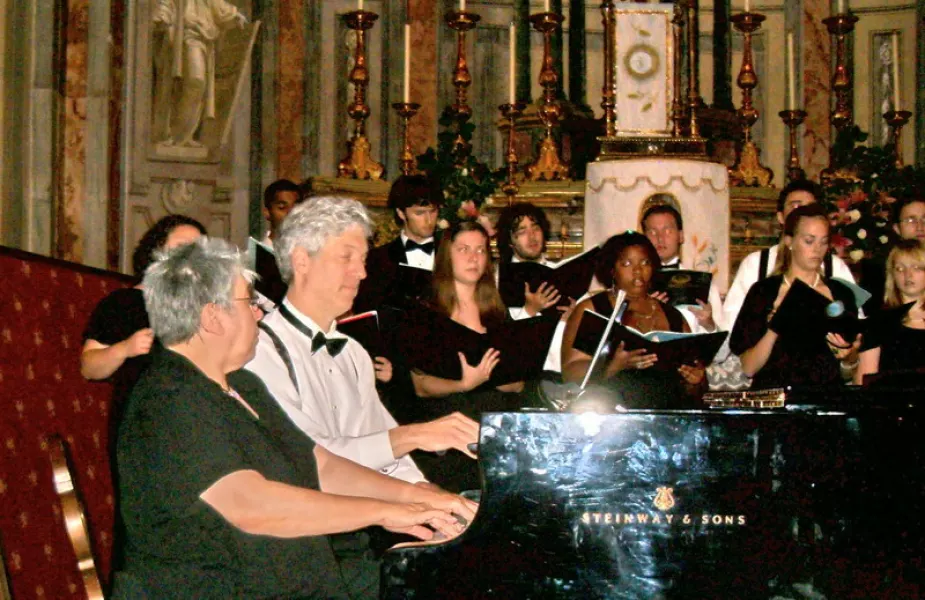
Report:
404,24,411,104
509,23,516,104
892,32,901,109
787,33,796,110
460,0,466,11
837,0,845,14
358,0,363,11
744,0,750,13
545,0,551,12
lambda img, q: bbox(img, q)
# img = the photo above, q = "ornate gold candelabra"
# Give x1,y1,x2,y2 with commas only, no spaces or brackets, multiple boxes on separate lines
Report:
884,110,912,169
600,0,617,138
446,10,480,163
499,102,526,201
338,10,384,180
779,109,808,182
525,11,570,181
392,102,420,176
730,11,773,187
821,12,859,181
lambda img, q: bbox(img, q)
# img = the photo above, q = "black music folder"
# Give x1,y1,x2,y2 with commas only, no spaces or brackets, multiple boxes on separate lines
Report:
384,264,433,309
400,309,559,386
249,237,287,306
498,246,601,308
652,269,712,306
574,309,726,371
770,278,861,341
337,311,385,358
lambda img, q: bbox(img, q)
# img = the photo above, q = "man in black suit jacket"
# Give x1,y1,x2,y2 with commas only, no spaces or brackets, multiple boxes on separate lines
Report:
355,175,442,313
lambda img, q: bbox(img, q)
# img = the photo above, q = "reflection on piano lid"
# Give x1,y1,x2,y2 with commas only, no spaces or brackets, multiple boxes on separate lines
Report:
383,397,925,599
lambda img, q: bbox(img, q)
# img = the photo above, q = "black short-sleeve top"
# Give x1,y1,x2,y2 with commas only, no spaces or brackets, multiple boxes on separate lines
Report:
82,287,151,400
861,307,925,373
115,347,349,599
729,275,857,389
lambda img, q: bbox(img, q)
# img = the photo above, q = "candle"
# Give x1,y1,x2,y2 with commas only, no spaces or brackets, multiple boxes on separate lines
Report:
509,23,516,104
787,33,796,110
545,0,551,12
892,32,901,109
460,0,465,11
744,0,750,13
403,24,411,104
358,0,363,10
837,0,845,14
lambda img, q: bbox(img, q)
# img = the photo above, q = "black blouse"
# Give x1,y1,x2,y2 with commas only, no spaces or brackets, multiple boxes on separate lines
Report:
729,275,857,389
861,305,925,374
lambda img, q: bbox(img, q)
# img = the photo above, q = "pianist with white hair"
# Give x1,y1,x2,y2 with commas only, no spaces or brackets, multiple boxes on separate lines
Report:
111,237,476,599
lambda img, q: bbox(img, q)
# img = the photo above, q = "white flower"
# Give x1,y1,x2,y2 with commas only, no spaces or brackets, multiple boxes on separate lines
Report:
849,249,865,262
880,235,889,244
857,229,867,240
437,218,450,230
461,168,469,177
848,209,862,223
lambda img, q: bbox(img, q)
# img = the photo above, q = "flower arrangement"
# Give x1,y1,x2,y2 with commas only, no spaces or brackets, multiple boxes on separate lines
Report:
416,108,501,234
823,126,925,263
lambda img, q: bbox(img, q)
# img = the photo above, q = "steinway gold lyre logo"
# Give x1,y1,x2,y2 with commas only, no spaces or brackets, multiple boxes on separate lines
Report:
653,487,675,511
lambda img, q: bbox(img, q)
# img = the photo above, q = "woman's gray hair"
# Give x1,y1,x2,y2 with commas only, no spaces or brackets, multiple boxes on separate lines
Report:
142,236,249,346
275,196,371,283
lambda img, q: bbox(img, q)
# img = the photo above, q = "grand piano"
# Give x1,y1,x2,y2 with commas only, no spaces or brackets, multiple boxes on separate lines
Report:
382,387,925,599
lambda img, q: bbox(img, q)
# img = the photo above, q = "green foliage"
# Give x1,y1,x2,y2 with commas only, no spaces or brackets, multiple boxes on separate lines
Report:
416,108,502,227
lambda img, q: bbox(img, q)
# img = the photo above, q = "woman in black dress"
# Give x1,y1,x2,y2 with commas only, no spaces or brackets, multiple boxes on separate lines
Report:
80,215,207,398
398,221,529,491
560,231,706,408
856,239,925,383
730,204,861,389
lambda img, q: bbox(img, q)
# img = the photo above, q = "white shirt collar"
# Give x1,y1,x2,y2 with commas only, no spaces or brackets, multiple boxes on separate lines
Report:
281,298,342,338
662,257,681,268
400,232,435,247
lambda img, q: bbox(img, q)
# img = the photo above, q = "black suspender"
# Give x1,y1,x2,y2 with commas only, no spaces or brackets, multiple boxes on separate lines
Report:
824,253,833,278
758,248,771,281
257,321,300,393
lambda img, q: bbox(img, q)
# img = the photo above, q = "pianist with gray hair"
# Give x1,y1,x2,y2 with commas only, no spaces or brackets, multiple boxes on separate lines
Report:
112,237,476,599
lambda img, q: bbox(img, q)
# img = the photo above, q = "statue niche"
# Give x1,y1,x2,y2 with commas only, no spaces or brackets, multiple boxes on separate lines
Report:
151,0,260,160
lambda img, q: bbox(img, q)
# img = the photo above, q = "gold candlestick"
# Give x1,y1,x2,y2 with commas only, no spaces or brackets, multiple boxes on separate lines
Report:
671,1,685,137
686,0,704,136
446,10,480,162
730,12,772,187
884,110,912,169
499,102,526,201
525,11,571,182
393,102,421,176
821,13,859,181
779,109,808,182
600,1,617,138
338,10,384,180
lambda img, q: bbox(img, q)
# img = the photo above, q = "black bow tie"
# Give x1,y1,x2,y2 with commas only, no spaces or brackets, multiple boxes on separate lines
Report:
404,239,435,255
278,304,347,357
662,262,680,270
311,332,347,357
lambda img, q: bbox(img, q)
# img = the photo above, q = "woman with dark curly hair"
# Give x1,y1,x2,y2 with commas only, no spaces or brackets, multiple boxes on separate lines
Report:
560,231,706,408
80,215,206,391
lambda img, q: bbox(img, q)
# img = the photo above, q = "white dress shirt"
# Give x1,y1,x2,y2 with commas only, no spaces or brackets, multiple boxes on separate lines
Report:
722,245,858,331
245,300,425,483
400,232,435,271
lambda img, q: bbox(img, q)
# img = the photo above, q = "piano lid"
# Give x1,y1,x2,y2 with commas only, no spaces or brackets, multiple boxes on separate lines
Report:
383,405,925,599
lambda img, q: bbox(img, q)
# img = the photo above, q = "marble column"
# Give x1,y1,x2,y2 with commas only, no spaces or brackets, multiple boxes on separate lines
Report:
277,0,305,181
917,0,925,167
801,0,833,180
107,0,126,270
58,0,90,262
568,0,586,107
515,0,532,104
408,0,439,157
712,0,733,110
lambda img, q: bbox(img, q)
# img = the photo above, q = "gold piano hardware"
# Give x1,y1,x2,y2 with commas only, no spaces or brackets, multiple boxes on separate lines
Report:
703,387,787,409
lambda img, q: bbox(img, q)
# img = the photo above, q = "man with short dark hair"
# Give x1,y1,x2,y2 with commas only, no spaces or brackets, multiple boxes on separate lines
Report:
723,179,856,328
641,203,725,333
354,175,442,312
262,179,304,247
860,195,925,311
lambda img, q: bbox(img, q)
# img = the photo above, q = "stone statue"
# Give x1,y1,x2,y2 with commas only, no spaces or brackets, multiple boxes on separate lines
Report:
151,0,247,151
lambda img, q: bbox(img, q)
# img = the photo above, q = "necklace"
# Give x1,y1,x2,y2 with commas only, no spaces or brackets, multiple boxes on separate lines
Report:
783,272,820,289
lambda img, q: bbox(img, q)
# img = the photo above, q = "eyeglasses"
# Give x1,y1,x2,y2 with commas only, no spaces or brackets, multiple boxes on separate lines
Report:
900,216,925,227
233,296,260,308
